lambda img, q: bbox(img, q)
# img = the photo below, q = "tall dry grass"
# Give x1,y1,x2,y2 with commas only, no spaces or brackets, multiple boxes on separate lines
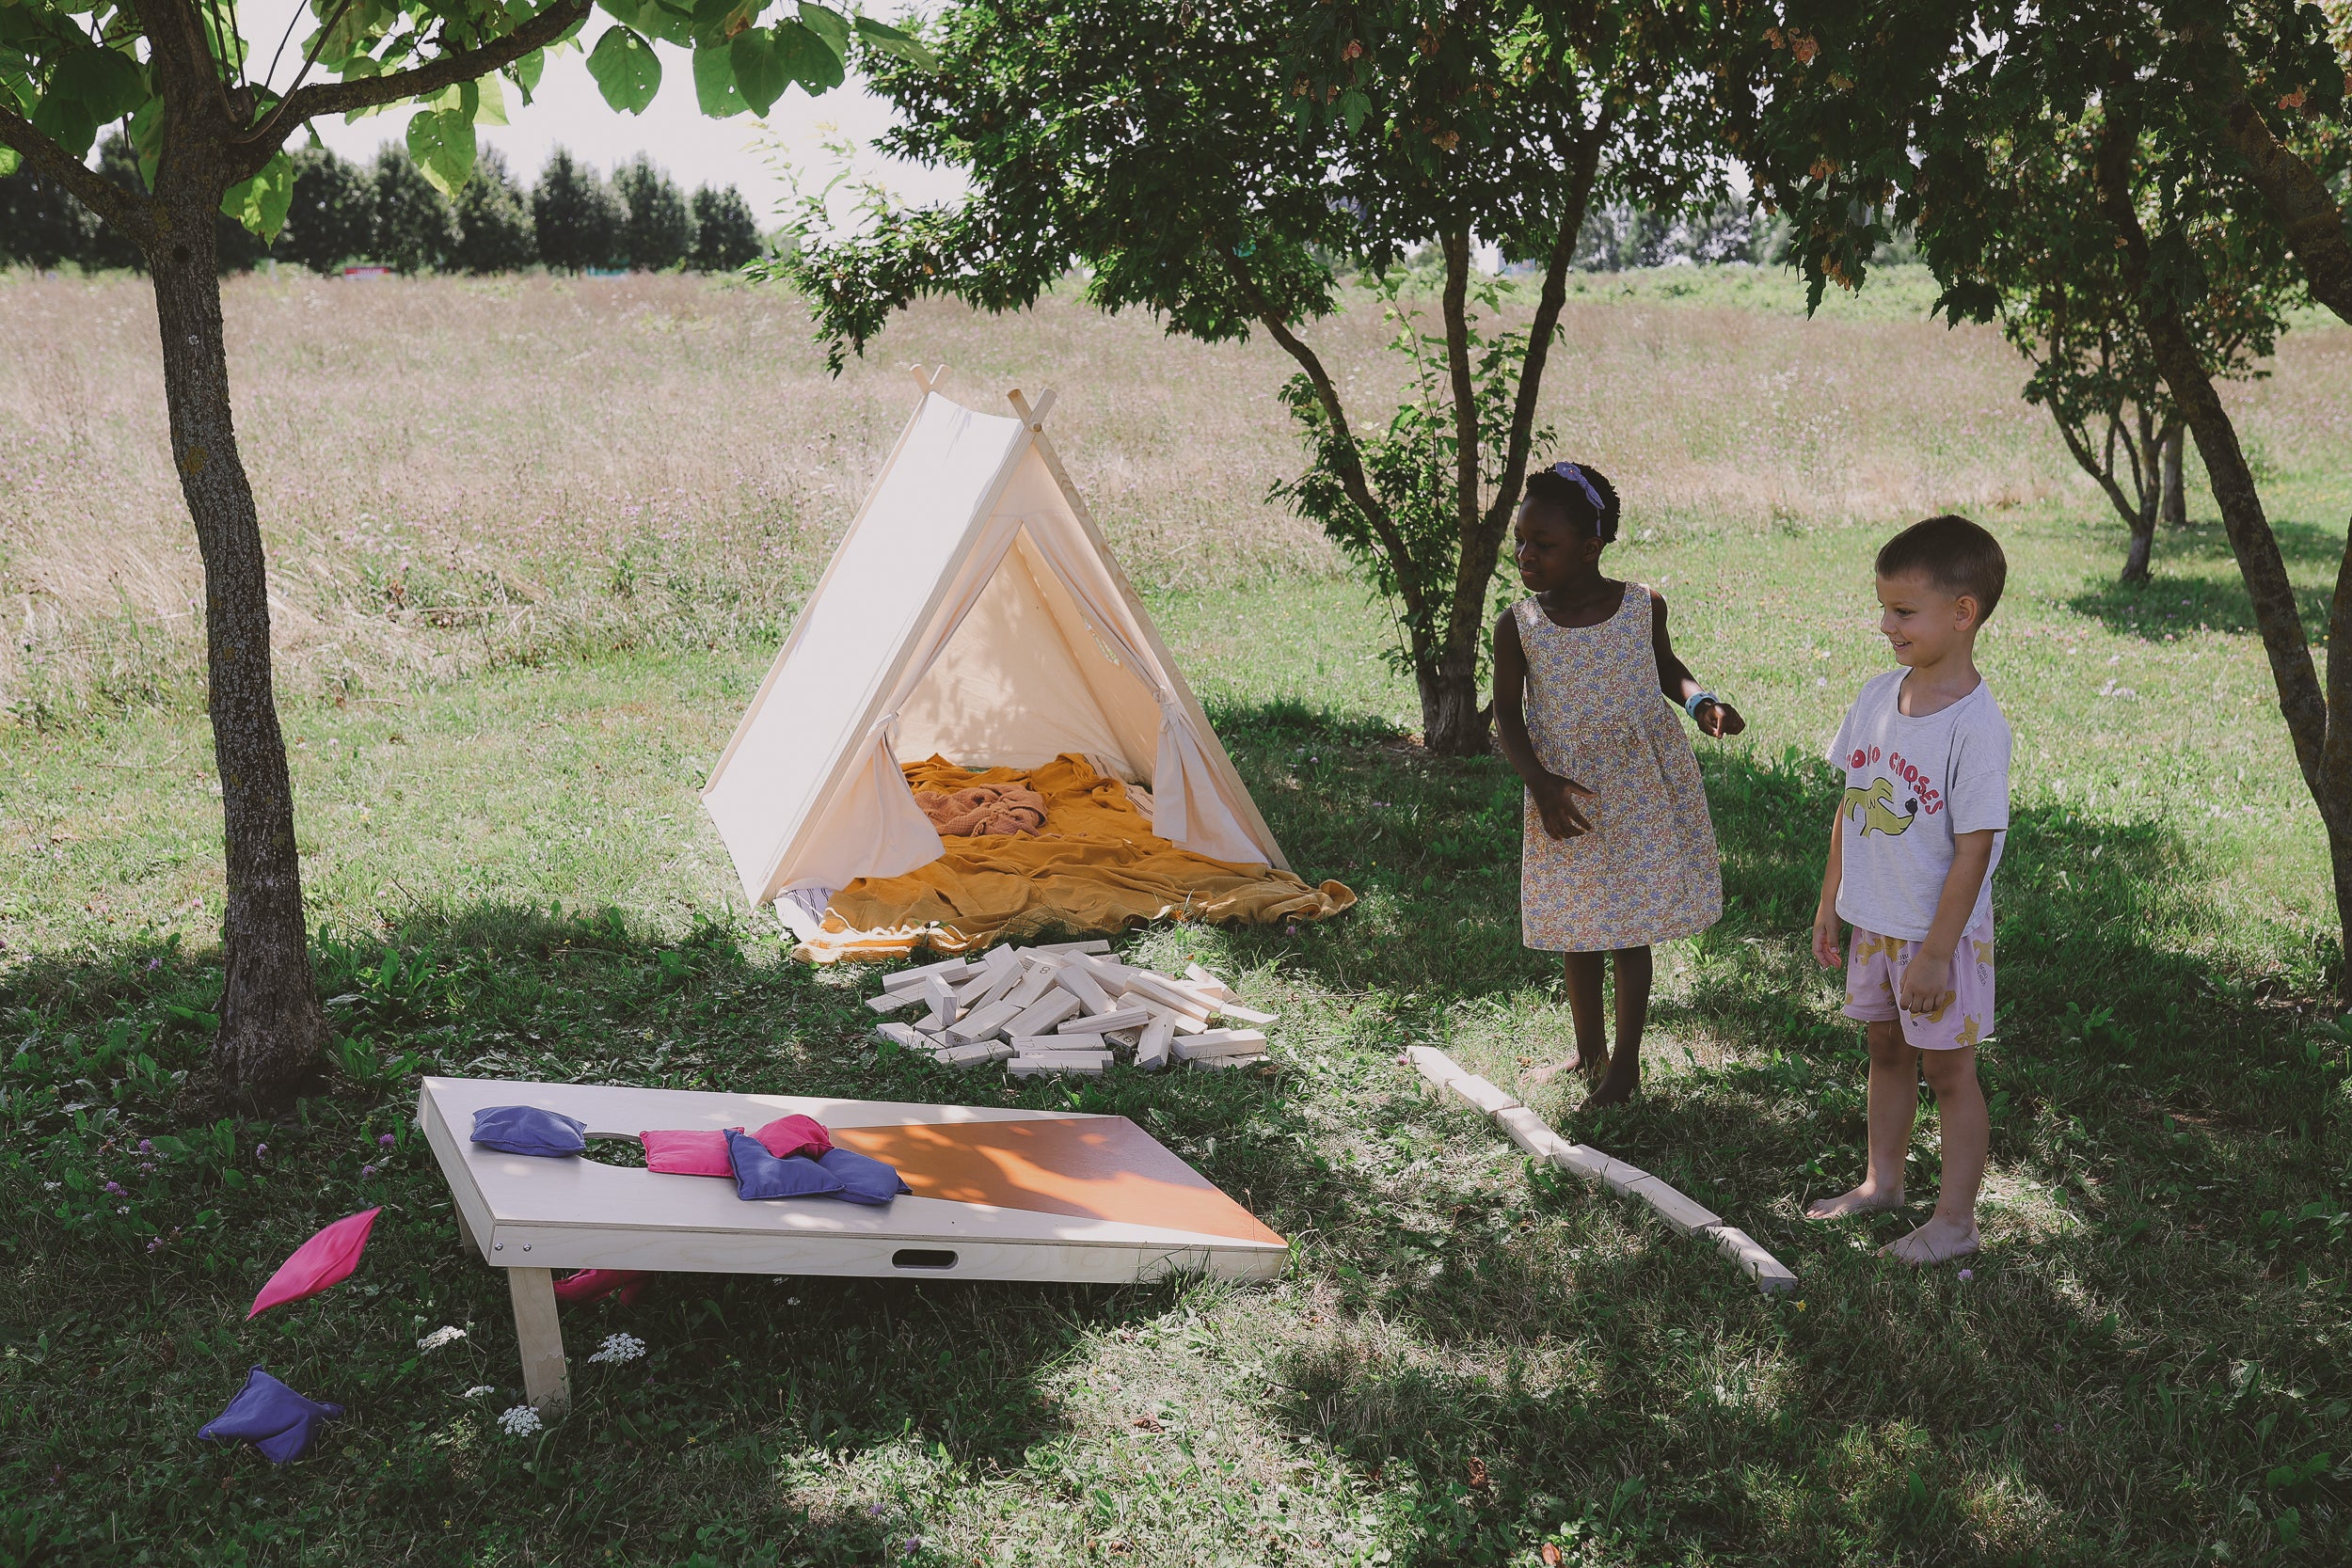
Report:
4,264,2326,723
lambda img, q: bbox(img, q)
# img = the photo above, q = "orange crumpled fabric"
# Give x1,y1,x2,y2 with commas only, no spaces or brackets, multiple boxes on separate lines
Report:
794,753,1356,962
914,783,1049,838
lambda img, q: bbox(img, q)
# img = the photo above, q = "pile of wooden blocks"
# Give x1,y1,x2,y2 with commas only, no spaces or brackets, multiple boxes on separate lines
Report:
866,941,1276,1076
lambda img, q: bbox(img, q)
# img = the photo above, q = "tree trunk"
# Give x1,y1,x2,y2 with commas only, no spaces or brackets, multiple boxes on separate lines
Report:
2122,515,2155,584
2098,112,2352,978
149,197,326,1104
2160,426,2187,529
1418,652,1486,756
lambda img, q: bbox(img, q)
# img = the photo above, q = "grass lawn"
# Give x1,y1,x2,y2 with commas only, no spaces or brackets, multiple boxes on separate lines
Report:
3,270,2350,1565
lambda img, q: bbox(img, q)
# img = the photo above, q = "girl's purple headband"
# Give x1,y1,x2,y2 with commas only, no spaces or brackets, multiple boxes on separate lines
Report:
1549,461,1605,516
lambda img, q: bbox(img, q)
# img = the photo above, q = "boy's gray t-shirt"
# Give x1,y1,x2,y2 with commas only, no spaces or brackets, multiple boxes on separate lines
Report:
1825,670,2010,941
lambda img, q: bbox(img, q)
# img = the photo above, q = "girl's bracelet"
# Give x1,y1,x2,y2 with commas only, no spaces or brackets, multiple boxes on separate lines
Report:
1684,689,1721,718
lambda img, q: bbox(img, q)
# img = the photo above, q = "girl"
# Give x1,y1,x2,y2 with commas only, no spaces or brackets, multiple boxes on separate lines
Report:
1493,462,1743,1107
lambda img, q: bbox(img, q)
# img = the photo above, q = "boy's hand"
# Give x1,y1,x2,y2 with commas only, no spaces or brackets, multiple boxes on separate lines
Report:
1811,903,1844,969
1899,948,1957,1016
1533,773,1597,839
1695,699,1745,738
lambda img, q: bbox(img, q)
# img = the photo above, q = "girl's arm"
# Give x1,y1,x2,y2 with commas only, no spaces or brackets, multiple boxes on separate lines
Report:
1647,589,1745,738
1493,609,1594,839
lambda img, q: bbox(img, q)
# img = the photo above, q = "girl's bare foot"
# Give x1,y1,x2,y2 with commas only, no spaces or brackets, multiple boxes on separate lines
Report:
1582,1063,1637,1109
1882,1215,1979,1265
1523,1053,1583,1086
1804,1184,1905,1220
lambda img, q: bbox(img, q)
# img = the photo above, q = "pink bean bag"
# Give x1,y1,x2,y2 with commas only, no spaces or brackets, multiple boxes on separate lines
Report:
639,1128,739,1177
248,1207,382,1319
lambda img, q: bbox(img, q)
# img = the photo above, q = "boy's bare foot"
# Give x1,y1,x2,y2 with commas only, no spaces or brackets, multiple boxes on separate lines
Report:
1804,1184,1905,1220
1522,1053,1583,1086
1881,1215,1979,1265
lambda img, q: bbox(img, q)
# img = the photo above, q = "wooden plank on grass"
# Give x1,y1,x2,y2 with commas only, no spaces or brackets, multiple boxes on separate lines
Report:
1706,1226,1798,1294
1135,1016,1175,1071
1069,1007,1151,1035
1006,990,1083,1038
1406,1045,1464,1088
881,957,975,990
1446,1074,1520,1117
1173,1030,1267,1062
946,998,1024,1045
1623,1176,1723,1236
1493,1106,1571,1161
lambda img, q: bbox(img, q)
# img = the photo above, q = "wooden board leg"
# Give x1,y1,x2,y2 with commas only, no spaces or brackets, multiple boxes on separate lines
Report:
453,1203,483,1261
507,1267,569,1411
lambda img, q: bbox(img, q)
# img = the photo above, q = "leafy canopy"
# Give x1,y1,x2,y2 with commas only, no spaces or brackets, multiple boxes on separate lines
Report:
1724,0,2348,322
775,0,1732,368
0,0,933,239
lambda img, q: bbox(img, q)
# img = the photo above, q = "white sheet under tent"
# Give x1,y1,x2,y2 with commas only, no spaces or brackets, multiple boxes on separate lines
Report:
702,370,1348,960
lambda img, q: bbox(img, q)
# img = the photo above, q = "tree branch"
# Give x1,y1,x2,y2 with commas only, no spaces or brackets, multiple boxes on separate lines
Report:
2052,412,2142,533
1222,252,1429,632
0,102,158,248
1438,225,1480,567
232,0,589,171
1479,114,1608,547
2186,45,2352,328
2097,103,2330,803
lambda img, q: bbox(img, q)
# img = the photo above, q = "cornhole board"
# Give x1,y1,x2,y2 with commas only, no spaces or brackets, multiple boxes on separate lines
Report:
415,1076,1287,1408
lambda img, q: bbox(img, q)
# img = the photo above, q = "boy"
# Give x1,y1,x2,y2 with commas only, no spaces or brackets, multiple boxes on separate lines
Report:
1807,515,2010,1266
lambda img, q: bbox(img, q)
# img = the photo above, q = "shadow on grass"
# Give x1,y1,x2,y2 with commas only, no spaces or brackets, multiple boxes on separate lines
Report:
0,901,1365,1564
1200,700,2351,1563
2064,516,2346,641
6,721,2349,1564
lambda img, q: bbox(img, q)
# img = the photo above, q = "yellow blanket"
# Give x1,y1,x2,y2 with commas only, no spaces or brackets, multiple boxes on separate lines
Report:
796,753,1355,962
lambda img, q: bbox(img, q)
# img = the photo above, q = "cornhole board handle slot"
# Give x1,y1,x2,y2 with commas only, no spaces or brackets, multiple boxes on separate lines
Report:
892,1248,959,1271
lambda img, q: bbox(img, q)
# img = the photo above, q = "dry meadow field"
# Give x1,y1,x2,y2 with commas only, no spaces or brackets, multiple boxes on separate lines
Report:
2,263,2222,717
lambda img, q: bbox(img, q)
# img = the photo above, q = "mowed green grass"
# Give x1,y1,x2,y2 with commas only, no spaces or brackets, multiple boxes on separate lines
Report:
3,277,2351,1566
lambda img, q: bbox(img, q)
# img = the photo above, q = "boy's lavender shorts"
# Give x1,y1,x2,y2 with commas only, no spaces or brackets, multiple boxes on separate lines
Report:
1842,912,1995,1051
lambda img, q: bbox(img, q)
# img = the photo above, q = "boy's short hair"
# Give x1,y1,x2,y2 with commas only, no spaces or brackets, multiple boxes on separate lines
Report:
1876,515,2007,623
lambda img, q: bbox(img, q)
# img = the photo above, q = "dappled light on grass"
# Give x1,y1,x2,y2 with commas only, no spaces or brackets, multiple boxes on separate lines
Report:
4,284,2351,1560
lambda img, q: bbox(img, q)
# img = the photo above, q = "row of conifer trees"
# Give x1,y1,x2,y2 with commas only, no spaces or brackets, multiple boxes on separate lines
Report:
0,141,764,277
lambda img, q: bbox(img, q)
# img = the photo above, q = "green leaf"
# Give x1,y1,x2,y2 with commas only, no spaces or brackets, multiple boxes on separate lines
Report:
773,20,842,92
1,46,35,115
600,0,697,46
692,40,744,116
220,150,294,241
30,90,99,160
129,93,162,191
471,73,509,126
852,14,935,71
510,47,546,104
587,25,661,115
56,44,149,124
405,105,477,197
0,145,17,179
1338,89,1370,135
795,1,849,57
729,27,787,115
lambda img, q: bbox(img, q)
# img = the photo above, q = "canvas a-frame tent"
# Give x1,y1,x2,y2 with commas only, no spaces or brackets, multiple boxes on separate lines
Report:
702,373,1289,930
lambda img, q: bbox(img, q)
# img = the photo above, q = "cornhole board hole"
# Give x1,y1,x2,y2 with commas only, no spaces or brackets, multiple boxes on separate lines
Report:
415,1076,1286,1409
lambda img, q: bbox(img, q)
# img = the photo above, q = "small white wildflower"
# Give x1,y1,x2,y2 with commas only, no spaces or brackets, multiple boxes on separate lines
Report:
42,1182,59,1193
587,1332,646,1366
418,1325,468,1353
498,1404,544,1436
461,1385,495,1400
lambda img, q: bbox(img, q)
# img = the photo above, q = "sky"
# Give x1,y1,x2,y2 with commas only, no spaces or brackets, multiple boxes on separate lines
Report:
231,0,966,225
